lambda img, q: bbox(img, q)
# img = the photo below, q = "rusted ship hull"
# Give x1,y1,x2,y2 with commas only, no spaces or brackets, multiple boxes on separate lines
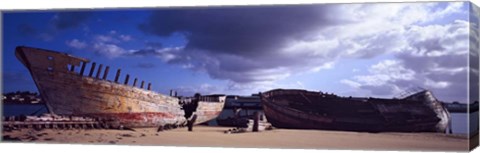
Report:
14,46,225,128
261,89,450,133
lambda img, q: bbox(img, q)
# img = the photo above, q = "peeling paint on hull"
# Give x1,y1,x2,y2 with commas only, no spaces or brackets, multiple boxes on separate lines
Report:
14,46,225,128
194,100,225,125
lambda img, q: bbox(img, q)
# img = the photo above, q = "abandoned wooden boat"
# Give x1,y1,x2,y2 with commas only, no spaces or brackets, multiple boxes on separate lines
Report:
180,94,226,125
14,46,225,128
260,89,450,133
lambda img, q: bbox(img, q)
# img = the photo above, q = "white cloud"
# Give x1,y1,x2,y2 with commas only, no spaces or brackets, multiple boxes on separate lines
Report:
127,47,183,62
328,2,469,101
425,79,451,89
92,42,126,59
434,2,465,18
94,35,117,43
282,37,339,57
131,2,468,100
431,66,466,75
274,2,468,65
340,60,419,96
65,39,87,49
340,79,361,88
402,20,469,57
354,60,416,86
120,35,132,41
310,61,334,72
94,31,134,43
68,30,137,59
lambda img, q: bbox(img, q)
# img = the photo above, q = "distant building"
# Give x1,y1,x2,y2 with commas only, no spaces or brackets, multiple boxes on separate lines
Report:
212,94,263,126
2,91,43,104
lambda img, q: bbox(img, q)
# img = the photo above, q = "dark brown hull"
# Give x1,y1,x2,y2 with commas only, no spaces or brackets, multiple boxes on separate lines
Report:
261,89,450,133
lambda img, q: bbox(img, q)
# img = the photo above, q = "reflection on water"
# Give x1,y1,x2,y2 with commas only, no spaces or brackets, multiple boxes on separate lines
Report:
2,104,479,135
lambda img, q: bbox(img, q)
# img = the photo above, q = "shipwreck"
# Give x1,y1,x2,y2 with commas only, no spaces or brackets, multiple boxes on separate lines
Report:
14,46,225,129
260,89,451,133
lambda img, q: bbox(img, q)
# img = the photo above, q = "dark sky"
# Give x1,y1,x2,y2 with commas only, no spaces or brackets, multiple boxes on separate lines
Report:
2,2,475,103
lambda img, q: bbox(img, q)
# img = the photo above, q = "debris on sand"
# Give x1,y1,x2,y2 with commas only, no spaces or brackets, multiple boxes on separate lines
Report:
2,135,21,141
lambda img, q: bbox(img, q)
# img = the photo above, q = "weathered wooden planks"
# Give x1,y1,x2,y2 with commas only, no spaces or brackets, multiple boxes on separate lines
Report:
14,46,188,128
261,89,449,133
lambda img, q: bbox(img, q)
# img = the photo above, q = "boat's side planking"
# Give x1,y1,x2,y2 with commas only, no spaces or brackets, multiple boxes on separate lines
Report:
15,46,187,128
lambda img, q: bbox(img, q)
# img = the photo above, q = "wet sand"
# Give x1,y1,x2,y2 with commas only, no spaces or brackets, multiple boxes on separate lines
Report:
1,126,470,151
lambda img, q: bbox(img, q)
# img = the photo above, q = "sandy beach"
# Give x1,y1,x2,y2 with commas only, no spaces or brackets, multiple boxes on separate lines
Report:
1,126,470,151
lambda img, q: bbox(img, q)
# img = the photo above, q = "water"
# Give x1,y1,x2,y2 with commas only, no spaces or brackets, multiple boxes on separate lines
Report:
2,103,48,116
450,112,479,136
2,104,478,135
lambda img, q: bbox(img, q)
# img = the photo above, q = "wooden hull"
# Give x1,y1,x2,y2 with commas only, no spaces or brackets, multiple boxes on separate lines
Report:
261,89,450,133
14,46,225,128
194,99,226,125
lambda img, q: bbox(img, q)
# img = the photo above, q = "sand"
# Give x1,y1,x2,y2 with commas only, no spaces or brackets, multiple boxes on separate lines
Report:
1,126,471,151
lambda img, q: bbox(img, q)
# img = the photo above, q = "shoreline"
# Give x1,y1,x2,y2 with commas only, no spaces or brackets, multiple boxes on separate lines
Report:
1,126,470,151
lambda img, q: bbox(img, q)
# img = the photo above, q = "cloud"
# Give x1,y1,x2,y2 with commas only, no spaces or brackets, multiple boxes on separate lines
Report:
139,5,341,56
129,49,160,56
119,35,132,41
65,39,87,49
137,2,467,90
93,32,133,44
425,79,451,89
125,2,471,100
95,35,118,43
51,12,92,30
310,62,334,72
65,31,136,58
175,83,220,96
340,79,361,89
127,47,182,62
342,60,416,96
342,17,469,101
138,5,346,85
92,42,126,59
396,20,469,101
